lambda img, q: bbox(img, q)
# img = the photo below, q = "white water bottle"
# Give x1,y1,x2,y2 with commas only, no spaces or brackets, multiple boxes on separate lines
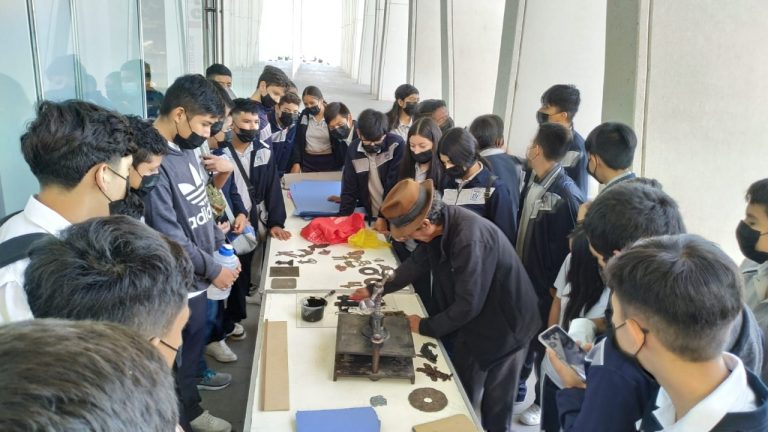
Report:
207,244,239,300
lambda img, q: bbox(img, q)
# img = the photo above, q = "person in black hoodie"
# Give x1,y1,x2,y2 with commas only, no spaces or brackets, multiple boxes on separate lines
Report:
565,235,768,432
145,74,234,432
338,109,404,233
354,179,540,432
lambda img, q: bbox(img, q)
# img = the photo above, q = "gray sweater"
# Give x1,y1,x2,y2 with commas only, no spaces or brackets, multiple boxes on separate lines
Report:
144,145,224,293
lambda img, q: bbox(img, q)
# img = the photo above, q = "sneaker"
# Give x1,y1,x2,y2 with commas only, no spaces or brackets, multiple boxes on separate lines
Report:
519,403,541,426
197,369,232,391
205,340,238,363
189,410,231,432
246,293,262,305
227,323,246,340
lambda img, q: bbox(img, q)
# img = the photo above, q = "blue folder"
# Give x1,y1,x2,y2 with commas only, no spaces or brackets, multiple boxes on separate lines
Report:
296,406,380,432
290,180,342,217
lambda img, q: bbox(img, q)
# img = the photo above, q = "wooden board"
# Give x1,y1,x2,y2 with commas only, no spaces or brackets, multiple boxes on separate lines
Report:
412,414,478,432
261,320,289,411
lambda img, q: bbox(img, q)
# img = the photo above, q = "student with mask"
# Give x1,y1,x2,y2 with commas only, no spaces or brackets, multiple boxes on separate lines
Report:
206,63,233,90
268,92,301,176
584,122,637,190
537,84,588,195
355,179,540,431
738,178,768,381
291,86,347,172
339,109,404,233
145,74,235,432
385,84,420,140
551,182,763,431
118,115,170,219
516,122,585,426
564,235,768,431
469,113,523,211
0,100,134,324
414,99,454,134
438,128,517,245
325,101,358,147
249,65,291,143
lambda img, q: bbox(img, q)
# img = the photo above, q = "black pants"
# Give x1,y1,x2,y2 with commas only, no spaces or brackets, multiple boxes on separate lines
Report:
177,293,207,429
518,294,553,404
453,342,528,432
221,250,255,335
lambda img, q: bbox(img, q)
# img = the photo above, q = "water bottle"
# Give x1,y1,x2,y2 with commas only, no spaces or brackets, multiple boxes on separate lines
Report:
207,244,239,300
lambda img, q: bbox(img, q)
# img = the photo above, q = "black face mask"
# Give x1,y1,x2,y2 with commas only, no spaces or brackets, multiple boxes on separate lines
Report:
235,127,258,143
403,102,417,116
308,105,322,116
261,92,277,109
439,117,454,134
331,124,351,141
223,130,233,143
100,166,131,216
536,111,550,125
445,165,467,179
736,220,768,264
173,116,207,150
210,120,224,137
279,111,297,128
133,172,160,198
110,190,146,219
362,143,383,154
412,149,433,164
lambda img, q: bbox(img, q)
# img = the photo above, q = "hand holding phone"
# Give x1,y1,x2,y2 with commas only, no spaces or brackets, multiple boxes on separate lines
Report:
538,324,587,380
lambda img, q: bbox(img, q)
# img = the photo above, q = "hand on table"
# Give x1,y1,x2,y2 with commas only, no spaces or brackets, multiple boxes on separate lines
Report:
290,164,301,174
327,195,341,203
407,315,422,333
270,226,292,241
373,217,389,234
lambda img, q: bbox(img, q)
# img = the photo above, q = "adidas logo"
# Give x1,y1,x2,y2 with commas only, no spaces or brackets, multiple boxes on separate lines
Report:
178,163,213,229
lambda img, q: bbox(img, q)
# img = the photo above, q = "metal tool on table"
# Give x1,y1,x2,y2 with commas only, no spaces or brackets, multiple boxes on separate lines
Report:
275,259,294,266
333,270,415,383
298,258,317,264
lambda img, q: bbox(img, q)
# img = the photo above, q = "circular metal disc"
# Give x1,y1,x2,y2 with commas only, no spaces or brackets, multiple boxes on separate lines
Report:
408,387,447,412
359,267,380,276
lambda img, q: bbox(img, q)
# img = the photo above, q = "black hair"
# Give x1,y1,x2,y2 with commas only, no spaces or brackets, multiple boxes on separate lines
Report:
746,179,768,217
0,319,178,431
356,109,389,141
439,127,484,169
399,117,444,185
625,177,663,189
426,190,446,225
210,80,234,109
231,97,262,117
386,84,419,130
469,114,505,151
205,63,232,78
21,100,136,189
606,234,743,361
159,74,224,117
25,216,191,339
541,84,581,120
279,91,302,107
258,65,291,89
584,122,637,170
125,115,168,167
584,182,686,261
414,99,447,120
302,85,324,101
562,228,605,331
534,122,572,161
324,102,351,125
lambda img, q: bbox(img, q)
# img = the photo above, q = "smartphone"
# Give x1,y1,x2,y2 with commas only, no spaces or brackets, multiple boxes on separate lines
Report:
538,324,587,380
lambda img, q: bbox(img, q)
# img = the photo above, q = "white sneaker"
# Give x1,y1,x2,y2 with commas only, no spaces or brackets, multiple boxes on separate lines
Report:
205,340,238,363
227,323,246,340
190,410,231,432
519,403,541,426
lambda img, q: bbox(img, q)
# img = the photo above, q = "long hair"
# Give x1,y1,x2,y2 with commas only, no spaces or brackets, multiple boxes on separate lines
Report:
562,227,606,330
385,84,419,130
398,117,443,186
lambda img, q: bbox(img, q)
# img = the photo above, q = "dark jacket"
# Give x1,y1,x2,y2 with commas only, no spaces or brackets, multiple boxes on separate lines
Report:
639,369,768,432
563,129,588,195
439,166,518,246
289,108,348,170
219,173,248,220
268,122,298,176
254,100,273,145
482,150,523,196
383,206,541,369
339,133,404,216
214,141,287,229
143,145,224,293
518,166,585,311
556,304,765,431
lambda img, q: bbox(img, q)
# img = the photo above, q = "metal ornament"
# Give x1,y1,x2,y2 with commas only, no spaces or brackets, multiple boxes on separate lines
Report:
408,388,448,412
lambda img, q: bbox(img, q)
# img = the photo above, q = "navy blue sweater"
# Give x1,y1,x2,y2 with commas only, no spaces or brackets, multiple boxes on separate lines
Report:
562,130,588,195
339,133,404,216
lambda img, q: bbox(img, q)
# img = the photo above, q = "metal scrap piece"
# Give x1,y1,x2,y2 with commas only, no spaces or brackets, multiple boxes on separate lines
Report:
408,388,447,412
269,266,300,278
359,267,380,276
298,258,317,264
335,265,347,272
275,259,294,266
377,264,395,273
369,395,387,407
318,249,331,255
298,248,314,256
339,281,363,289
348,250,365,256
416,342,439,364
416,363,453,382
308,243,330,250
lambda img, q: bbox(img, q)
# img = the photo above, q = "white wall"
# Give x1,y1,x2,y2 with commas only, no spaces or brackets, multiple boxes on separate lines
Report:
409,0,442,99
357,0,376,86
639,1,768,260
377,0,409,101
504,0,606,164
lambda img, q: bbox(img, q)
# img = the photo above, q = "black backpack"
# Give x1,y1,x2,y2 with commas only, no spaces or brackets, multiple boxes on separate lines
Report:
0,211,51,268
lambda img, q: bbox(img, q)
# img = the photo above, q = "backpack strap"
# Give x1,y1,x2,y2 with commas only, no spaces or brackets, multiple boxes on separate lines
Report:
0,233,51,268
484,175,498,200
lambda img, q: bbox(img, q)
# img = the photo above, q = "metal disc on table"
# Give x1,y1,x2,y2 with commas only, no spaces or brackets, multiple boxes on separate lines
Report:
359,267,380,276
408,387,447,412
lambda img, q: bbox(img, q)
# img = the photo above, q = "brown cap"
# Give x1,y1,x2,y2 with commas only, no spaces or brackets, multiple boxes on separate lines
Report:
381,179,435,239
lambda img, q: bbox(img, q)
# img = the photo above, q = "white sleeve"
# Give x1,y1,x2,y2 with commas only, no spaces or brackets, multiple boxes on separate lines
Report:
584,286,612,319
554,253,572,298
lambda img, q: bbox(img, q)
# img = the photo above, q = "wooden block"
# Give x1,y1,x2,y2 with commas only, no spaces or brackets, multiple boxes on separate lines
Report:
261,320,289,411
412,414,478,432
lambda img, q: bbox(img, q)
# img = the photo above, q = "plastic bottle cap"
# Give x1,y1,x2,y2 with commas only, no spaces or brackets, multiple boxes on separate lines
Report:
219,244,235,256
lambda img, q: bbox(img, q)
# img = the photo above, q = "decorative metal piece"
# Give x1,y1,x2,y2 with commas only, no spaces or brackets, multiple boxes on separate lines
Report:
417,342,439,364
335,265,347,272
369,395,387,407
408,388,448,412
359,267,380,276
298,258,317,264
275,259,294,266
416,363,453,382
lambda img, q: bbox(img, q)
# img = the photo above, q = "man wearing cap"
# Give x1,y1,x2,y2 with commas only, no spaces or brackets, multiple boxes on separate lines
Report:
354,178,541,432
